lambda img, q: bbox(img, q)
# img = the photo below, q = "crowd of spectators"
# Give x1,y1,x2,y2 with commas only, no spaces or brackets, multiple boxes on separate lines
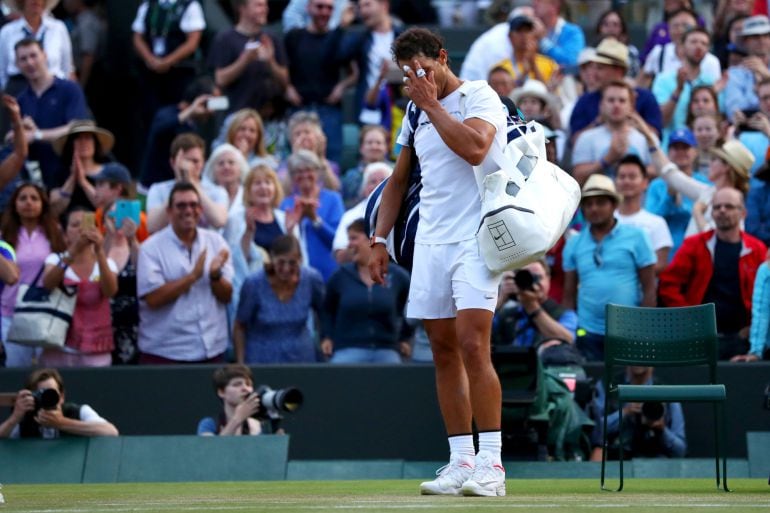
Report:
0,0,766,383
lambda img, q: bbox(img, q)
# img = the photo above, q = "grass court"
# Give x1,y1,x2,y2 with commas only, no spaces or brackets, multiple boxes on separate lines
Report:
1,479,768,513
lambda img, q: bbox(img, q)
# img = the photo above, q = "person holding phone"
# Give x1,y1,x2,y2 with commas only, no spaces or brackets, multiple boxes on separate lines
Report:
40,207,119,367
91,163,146,364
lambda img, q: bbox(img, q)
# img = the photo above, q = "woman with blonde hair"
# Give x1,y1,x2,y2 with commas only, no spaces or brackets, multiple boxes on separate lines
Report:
223,108,278,169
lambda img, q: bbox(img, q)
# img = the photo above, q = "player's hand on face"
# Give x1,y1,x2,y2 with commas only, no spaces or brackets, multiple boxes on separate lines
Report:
403,59,437,110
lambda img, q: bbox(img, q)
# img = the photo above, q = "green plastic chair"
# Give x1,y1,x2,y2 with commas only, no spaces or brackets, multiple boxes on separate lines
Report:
601,303,728,492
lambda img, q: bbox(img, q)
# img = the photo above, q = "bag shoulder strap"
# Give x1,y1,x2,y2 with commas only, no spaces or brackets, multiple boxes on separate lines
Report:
30,263,47,287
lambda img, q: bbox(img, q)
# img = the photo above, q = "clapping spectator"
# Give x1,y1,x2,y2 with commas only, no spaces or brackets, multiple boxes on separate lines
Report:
321,219,411,363
40,207,118,367
208,0,288,118
138,182,233,364
572,81,653,185
284,0,357,165
145,133,228,233
234,234,324,364
531,0,585,68
49,120,114,216
0,183,65,367
494,14,559,89
280,149,343,281
640,9,720,89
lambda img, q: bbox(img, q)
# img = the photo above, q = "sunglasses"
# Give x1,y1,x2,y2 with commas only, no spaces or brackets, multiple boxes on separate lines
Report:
173,201,200,211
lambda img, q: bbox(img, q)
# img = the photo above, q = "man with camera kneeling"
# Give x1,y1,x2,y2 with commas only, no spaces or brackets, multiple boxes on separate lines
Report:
492,259,582,366
0,368,118,439
198,364,301,436
589,366,686,460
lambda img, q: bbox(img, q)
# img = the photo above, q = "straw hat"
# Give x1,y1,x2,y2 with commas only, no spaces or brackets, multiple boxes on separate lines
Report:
510,79,559,114
581,174,622,203
6,0,60,12
709,140,754,179
589,38,629,69
52,120,115,156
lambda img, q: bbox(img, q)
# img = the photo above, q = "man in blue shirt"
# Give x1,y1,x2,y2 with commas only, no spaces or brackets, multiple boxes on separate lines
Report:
563,174,657,361
569,38,662,140
14,38,88,190
531,0,585,68
723,15,770,122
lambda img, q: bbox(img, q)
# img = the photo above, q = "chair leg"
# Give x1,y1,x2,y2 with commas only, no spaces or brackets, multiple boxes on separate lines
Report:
601,407,609,490
714,401,720,489
719,402,730,492
616,408,624,492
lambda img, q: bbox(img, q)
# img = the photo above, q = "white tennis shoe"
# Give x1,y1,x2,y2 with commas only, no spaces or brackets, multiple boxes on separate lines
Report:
461,450,506,497
419,455,475,496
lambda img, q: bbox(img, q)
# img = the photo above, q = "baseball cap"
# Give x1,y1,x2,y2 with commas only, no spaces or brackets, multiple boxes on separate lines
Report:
509,15,535,32
92,162,132,185
668,128,697,148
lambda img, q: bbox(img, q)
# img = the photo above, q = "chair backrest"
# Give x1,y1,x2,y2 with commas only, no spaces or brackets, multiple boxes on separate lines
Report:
604,304,719,389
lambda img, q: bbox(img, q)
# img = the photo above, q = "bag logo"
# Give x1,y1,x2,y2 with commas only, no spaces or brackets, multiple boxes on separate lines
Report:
488,220,516,250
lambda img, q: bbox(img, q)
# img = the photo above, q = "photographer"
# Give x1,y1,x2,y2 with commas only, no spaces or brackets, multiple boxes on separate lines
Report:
197,364,284,436
0,368,118,439
492,259,581,366
589,366,686,460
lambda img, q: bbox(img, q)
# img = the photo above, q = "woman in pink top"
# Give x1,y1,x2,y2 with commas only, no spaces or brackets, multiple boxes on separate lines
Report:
40,208,118,367
0,183,65,367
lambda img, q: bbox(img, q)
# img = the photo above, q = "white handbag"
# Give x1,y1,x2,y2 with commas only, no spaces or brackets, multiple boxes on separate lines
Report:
474,121,581,273
7,265,77,348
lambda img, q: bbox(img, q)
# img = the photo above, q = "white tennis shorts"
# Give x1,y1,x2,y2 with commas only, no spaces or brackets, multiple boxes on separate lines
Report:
406,239,502,319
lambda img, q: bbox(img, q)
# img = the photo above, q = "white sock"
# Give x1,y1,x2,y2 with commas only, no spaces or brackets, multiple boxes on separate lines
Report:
478,430,502,460
448,433,475,461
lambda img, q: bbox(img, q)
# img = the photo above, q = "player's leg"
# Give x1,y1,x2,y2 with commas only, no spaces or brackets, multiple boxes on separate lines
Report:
418,318,475,496
456,308,506,497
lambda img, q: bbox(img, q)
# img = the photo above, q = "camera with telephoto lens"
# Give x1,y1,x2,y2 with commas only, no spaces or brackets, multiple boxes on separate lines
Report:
253,385,303,420
641,401,665,422
513,269,541,292
32,388,60,412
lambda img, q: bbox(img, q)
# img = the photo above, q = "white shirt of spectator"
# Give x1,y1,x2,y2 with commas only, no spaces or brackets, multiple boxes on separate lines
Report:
332,199,367,252
396,80,507,244
10,404,108,439
459,22,512,82
643,42,721,81
137,225,234,362
0,14,74,88
616,209,674,252
571,125,652,167
44,253,118,282
131,0,206,35
366,31,394,91
145,179,229,231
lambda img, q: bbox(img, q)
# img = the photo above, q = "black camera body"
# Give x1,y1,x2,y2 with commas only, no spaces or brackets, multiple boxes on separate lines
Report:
641,401,665,422
32,388,59,411
253,385,303,420
514,269,541,292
